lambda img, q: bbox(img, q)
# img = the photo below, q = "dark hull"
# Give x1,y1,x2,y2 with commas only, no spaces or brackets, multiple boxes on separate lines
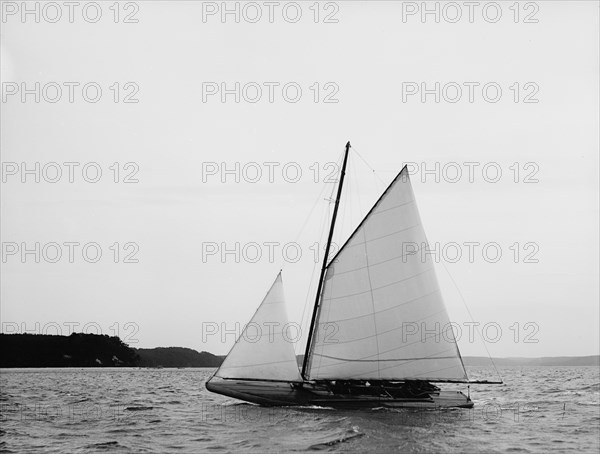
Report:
206,377,473,409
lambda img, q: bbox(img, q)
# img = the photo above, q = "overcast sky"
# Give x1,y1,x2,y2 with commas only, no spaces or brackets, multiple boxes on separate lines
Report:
1,1,598,360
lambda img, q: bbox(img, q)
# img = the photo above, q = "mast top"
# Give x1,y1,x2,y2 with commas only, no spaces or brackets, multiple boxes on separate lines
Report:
346,141,351,149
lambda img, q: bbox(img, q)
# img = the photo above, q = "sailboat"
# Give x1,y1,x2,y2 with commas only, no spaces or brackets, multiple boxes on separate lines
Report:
206,142,501,408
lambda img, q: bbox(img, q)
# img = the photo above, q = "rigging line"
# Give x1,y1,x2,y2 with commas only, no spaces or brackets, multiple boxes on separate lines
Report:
297,195,329,317
346,152,354,248
297,185,333,354
296,149,345,356
282,148,345,273
351,149,362,232
311,147,348,377
439,260,503,382
290,152,342,246
337,158,348,261
296,257,319,356
351,146,387,188
349,154,382,377
281,147,342,272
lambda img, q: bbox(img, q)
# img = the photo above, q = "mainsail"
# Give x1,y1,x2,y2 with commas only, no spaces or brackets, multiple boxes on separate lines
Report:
306,166,468,381
214,272,302,382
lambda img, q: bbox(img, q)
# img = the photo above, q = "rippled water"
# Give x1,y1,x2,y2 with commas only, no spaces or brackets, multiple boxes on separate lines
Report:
1,367,598,453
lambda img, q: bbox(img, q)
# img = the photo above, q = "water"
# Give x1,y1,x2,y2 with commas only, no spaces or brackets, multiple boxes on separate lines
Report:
1,367,598,453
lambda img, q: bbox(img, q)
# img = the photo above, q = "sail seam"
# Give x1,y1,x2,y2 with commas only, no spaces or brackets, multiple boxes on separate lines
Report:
344,352,461,379
314,331,459,369
320,288,440,323
312,354,459,363
315,309,447,345
344,363,464,380
369,199,415,215
361,227,381,380
327,240,427,277
315,348,463,380
333,223,421,255
361,331,454,360
324,268,435,302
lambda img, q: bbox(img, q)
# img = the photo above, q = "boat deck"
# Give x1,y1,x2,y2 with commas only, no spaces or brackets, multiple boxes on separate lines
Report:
206,377,473,409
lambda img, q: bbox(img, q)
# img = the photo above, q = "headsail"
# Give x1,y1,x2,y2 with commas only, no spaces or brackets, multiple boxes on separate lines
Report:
306,167,468,381
213,272,302,382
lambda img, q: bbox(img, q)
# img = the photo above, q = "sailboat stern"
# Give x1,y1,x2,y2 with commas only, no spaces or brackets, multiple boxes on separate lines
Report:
430,390,473,409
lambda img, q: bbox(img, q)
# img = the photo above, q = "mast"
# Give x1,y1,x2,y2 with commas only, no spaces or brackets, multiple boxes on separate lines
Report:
301,141,351,380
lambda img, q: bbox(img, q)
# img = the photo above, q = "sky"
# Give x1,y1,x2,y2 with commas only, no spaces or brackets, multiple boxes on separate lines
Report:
1,1,598,360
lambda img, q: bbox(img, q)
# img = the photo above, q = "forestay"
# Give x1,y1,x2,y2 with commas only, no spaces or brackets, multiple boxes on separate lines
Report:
214,272,302,382
307,167,468,381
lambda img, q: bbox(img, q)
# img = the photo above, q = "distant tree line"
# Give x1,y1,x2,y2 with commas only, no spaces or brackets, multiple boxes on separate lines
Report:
0,334,224,368
135,347,223,367
2,334,596,368
0,333,139,367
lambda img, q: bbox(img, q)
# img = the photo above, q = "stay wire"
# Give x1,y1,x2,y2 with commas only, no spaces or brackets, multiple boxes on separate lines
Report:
439,260,503,383
293,148,345,355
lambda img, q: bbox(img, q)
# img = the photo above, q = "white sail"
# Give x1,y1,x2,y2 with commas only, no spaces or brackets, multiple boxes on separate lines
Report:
307,167,468,381
215,272,302,382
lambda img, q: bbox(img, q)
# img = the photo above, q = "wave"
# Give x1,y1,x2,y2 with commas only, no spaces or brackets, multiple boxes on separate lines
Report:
307,427,364,450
